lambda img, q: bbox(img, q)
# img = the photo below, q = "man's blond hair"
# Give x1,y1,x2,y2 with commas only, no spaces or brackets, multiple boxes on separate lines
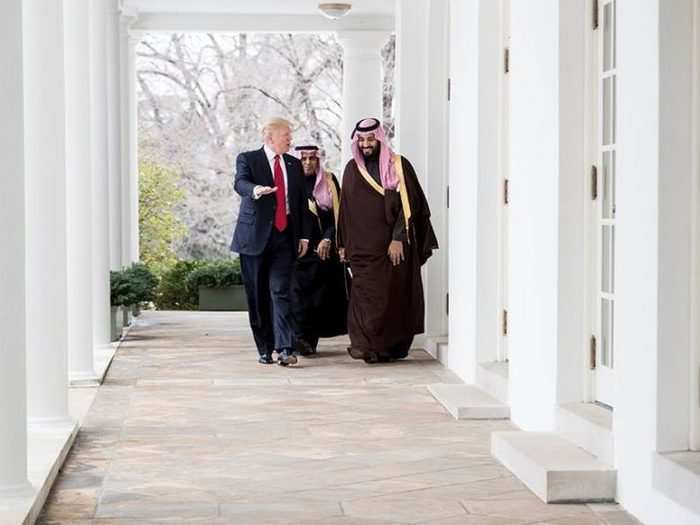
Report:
262,118,292,141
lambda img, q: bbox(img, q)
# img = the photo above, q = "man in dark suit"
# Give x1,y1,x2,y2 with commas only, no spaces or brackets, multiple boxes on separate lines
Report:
231,118,312,366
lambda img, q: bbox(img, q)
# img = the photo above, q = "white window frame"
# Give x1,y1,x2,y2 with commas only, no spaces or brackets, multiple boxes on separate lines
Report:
583,0,599,403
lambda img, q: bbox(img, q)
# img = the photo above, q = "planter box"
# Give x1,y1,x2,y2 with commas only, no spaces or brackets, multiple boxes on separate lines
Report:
132,304,141,317
198,285,248,311
122,306,130,328
110,306,123,342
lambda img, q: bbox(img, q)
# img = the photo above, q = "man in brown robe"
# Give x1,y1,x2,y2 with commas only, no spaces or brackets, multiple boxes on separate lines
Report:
338,118,438,364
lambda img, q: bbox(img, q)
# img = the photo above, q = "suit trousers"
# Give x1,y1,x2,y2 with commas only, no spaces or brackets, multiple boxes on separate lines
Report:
240,227,296,356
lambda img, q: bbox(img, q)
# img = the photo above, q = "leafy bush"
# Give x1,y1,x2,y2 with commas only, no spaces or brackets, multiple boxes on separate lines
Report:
127,263,159,304
139,161,187,277
110,264,159,307
185,259,243,290
110,270,138,307
154,260,204,310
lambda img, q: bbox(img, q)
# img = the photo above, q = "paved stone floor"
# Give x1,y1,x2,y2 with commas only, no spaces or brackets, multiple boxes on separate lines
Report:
39,311,641,524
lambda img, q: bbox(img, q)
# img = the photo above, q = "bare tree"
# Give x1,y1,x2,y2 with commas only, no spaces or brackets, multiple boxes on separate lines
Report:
137,32,392,260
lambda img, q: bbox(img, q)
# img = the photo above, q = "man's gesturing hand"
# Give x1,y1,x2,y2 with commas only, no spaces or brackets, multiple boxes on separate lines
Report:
298,239,309,258
388,240,404,266
253,185,278,198
338,247,346,263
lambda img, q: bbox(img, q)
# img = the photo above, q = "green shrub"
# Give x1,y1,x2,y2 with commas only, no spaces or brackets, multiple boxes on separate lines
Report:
127,263,159,304
110,264,159,307
154,260,204,310
139,162,187,277
110,270,138,307
185,259,243,290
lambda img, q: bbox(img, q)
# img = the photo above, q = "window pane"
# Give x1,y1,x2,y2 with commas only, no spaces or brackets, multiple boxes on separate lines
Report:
603,151,616,218
612,76,616,143
601,299,614,368
601,225,615,294
603,77,613,145
604,2,613,72
613,0,617,69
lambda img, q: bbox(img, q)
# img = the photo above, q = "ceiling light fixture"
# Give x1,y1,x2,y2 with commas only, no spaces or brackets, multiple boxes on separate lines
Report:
318,3,352,20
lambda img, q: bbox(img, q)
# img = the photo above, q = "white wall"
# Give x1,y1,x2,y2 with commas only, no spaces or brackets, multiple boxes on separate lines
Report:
693,0,700,452
475,0,505,365
507,0,561,430
555,0,587,405
656,0,693,454
447,0,479,382
425,0,450,340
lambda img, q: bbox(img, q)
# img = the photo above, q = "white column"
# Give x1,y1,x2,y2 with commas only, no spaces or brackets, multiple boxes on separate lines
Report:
23,0,72,425
0,0,31,494
119,15,137,266
337,31,388,166
473,0,507,367
107,0,123,270
614,2,695,522
128,30,140,263
65,0,98,385
395,0,450,346
693,0,700,453
90,0,113,350
395,0,428,169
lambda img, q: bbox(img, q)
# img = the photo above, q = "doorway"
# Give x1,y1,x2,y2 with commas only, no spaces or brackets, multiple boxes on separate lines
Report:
590,0,617,407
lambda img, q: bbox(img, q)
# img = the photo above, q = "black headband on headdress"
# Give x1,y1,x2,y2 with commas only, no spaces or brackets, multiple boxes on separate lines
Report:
294,145,319,152
351,118,381,139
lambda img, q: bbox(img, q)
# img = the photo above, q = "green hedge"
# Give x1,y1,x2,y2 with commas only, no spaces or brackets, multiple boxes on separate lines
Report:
110,263,158,307
123,259,244,311
154,260,204,310
184,259,243,290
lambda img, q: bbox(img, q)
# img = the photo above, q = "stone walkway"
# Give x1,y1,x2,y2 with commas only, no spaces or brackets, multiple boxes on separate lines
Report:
40,312,639,524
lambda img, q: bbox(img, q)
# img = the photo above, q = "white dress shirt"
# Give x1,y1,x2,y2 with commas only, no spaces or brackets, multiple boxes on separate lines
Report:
254,144,289,212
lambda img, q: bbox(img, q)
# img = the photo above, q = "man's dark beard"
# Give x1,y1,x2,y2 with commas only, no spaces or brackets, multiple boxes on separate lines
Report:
361,144,380,159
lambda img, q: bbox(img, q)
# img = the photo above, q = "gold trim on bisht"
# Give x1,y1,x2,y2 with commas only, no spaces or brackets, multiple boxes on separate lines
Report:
327,171,340,232
356,156,412,243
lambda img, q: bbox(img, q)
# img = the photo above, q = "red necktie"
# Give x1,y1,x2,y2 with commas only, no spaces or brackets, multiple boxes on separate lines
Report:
273,155,288,232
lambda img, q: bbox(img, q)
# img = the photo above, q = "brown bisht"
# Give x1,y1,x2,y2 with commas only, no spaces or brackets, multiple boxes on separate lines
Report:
337,155,438,363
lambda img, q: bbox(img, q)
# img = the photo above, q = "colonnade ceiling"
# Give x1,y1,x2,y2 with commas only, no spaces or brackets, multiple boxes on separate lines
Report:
122,0,395,15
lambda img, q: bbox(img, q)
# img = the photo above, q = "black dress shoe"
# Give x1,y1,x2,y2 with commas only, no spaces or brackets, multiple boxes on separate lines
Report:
347,347,365,360
390,349,409,360
363,351,381,364
277,349,298,367
258,354,273,365
296,338,316,357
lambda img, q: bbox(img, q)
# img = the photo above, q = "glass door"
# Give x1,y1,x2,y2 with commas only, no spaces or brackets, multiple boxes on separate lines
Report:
594,0,617,406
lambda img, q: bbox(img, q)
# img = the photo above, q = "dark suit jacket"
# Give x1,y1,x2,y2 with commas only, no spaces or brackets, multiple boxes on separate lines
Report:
231,147,312,256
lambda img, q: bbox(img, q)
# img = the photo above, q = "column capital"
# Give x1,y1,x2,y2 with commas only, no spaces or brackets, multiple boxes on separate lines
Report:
119,12,139,40
336,30,390,55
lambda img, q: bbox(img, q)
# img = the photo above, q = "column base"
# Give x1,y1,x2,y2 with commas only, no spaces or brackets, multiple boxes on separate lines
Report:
69,370,101,388
0,482,34,499
69,342,118,387
0,420,80,524
28,416,77,433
